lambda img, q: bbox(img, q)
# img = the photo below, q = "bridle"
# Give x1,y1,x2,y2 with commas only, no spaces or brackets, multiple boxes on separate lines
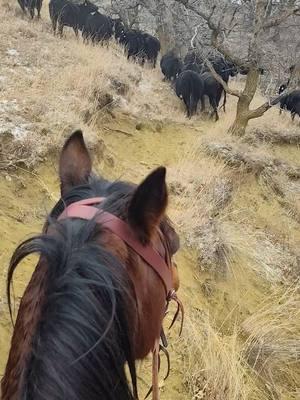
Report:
57,197,184,400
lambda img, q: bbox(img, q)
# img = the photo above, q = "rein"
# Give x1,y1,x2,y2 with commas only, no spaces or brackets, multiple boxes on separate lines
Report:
57,197,184,400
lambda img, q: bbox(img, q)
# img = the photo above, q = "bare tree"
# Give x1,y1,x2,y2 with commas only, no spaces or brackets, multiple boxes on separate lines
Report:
108,0,177,51
175,0,300,136
110,0,141,28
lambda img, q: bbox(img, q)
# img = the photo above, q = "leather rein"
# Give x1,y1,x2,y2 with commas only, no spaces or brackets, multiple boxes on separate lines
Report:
57,197,184,400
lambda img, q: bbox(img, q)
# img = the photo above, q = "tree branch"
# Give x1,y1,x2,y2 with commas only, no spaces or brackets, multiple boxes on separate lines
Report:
263,6,300,29
248,89,295,119
205,59,241,98
174,0,249,68
190,24,200,49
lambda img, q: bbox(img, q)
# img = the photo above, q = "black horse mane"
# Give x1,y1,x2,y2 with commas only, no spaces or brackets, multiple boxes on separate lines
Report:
7,176,139,400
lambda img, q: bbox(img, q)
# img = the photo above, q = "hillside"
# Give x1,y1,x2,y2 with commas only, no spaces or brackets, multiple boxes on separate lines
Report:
0,2,300,399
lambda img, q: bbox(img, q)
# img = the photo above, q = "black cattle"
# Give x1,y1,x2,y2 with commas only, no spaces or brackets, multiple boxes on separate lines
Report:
17,0,27,12
238,65,264,76
143,33,160,67
183,51,204,75
17,0,43,18
280,90,300,121
160,52,182,81
49,0,98,37
206,57,238,83
279,81,289,94
114,21,142,61
113,18,125,38
175,70,204,118
183,54,237,83
201,72,225,121
82,11,113,43
183,51,203,66
115,21,160,68
182,62,202,74
117,29,145,63
278,65,296,94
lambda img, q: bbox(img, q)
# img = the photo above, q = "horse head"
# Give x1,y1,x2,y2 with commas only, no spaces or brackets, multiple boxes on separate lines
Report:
2,130,181,400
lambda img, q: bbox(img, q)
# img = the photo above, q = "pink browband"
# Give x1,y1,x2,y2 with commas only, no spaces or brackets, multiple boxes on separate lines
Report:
57,197,173,295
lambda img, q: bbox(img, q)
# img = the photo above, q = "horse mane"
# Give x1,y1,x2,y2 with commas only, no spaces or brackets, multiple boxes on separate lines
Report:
5,178,138,400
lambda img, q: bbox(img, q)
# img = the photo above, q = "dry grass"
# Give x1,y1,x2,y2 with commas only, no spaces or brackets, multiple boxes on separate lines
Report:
172,125,300,397
246,128,300,145
181,311,265,400
242,286,300,399
167,151,234,275
0,0,193,169
181,286,300,400
1,2,300,399
219,222,300,283
168,136,300,282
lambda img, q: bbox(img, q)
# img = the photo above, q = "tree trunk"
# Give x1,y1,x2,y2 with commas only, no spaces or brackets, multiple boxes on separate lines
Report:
228,69,260,136
154,0,175,53
228,112,249,136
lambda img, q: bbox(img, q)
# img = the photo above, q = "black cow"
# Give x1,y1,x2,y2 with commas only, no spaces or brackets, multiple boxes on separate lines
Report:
115,21,160,68
113,18,125,38
183,51,203,66
280,90,300,121
17,0,27,12
206,57,238,83
114,21,143,63
82,11,113,43
183,51,204,75
238,65,264,76
279,81,289,94
160,52,182,81
201,72,224,121
175,70,204,118
49,0,98,37
182,62,202,74
117,29,145,63
183,54,237,83
278,65,296,94
17,0,43,18
143,33,160,68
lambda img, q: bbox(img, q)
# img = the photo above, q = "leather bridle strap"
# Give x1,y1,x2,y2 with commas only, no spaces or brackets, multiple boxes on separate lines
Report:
57,197,183,400
58,198,173,295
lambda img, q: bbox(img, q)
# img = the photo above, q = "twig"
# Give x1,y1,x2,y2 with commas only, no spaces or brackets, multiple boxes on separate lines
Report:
103,127,133,136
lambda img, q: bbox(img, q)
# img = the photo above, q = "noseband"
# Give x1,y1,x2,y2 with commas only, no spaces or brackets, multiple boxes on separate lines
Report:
57,197,184,399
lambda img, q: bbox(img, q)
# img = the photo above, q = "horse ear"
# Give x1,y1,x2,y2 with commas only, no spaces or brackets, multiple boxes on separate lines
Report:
128,167,168,244
59,130,92,197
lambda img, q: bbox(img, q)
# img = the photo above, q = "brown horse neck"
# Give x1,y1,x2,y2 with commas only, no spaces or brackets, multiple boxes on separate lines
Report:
1,260,48,400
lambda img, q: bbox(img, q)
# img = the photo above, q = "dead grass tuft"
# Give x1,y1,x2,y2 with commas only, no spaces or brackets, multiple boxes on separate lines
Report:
246,128,300,145
181,311,265,400
242,287,300,399
168,154,234,275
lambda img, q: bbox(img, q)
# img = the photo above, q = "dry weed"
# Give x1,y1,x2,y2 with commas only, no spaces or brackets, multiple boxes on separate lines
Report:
181,311,265,400
220,222,300,283
168,152,234,275
247,128,300,145
0,2,188,169
242,286,300,399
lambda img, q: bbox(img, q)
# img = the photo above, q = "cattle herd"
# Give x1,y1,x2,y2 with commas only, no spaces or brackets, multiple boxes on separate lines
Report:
161,51,239,119
16,0,300,121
